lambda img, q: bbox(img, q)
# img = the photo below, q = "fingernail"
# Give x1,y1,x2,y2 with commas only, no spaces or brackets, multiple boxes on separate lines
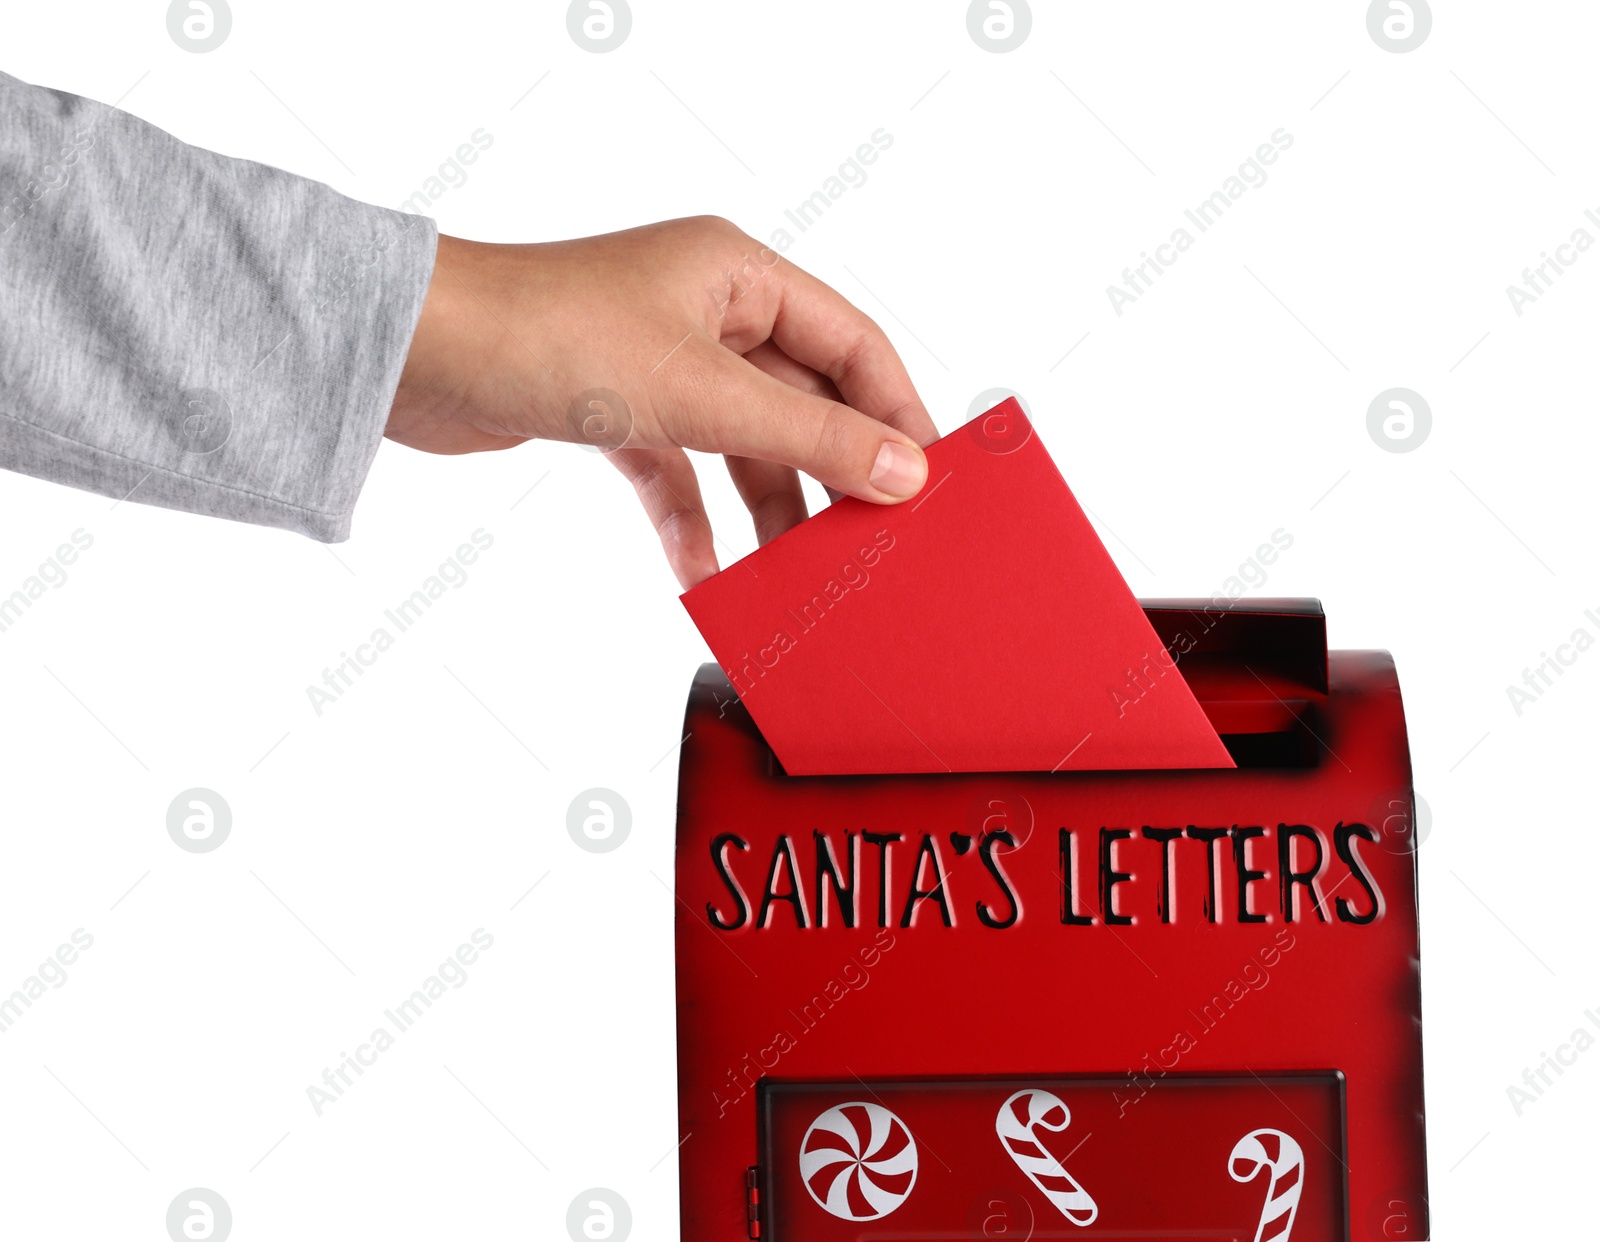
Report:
869,442,926,499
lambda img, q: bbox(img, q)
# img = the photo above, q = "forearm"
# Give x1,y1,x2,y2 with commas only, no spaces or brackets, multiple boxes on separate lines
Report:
0,69,436,540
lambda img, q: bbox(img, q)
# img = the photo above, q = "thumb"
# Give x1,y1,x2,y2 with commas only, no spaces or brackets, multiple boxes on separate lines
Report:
659,339,930,502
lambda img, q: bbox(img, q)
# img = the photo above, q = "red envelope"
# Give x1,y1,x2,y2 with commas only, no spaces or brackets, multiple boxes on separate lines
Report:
680,400,1232,774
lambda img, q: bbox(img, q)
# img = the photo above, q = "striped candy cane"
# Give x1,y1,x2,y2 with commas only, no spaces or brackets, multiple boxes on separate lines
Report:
1228,1128,1304,1242
994,1089,1098,1226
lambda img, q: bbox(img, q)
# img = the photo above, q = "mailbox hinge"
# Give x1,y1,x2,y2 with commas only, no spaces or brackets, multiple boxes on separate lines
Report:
745,1166,762,1239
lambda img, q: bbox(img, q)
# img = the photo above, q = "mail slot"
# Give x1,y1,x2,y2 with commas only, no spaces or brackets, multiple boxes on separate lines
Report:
674,597,1428,1240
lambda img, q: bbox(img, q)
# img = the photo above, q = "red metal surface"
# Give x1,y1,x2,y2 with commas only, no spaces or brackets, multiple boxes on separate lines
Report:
760,1074,1345,1240
674,601,1427,1240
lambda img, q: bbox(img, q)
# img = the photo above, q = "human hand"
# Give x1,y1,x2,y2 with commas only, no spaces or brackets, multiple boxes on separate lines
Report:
388,217,938,588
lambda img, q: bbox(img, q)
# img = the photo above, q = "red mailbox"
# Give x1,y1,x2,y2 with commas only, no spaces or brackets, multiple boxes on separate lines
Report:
674,408,1427,1240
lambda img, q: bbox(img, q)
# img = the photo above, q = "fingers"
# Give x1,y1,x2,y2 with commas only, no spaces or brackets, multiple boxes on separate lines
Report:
606,445,719,590
725,455,808,545
735,256,940,448
741,339,844,404
656,336,929,504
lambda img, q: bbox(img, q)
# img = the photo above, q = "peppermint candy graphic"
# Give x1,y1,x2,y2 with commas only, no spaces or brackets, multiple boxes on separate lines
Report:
1229,1127,1305,1242
799,1101,918,1221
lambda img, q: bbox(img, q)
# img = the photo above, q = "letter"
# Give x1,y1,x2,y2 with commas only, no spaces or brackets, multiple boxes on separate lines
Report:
823,979,847,1003
813,830,858,929
1507,285,1538,316
1577,627,1596,653
1272,527,1293,550
820,175,847,200
472,128,493,150
1155,242,1177,266
1238,156,1267,187
56,541,78,566
856,142,880,166
423,975,447,1000
22,976,44,1000
791,593,831,629
838,560,868,589
372,627,394,653
1141,827,1183,923
1576,227,1595,252
1224,979,1248,1003
1240,558,1266,587
1577,1028,1596,1052
1556,1039,1580,1067
1257,141,1279,165
863,831,902,927
456,142,479,167
1278,824,1327,922
456,941,479,966
838,157,867,187
37,961,64,988
36,560,64,588
840,961,868,991
1100,827,1135,925
471,928,494,950
1193,189,1231,227
399,190,433,215
1507,1084,1539,1116
308,1084,339,1115
72,928,93,950
72,528,93,551
438,559,467,588
759,835,811,929
22,575,45,600
872,127,893,150
1186,827,1231,924
1059,828,1094,925
471,527,493,551
423,575,447,600
1231,827,1269,923
873,528,894,551
1194,995,1231,1029
306,684,339,716
456,541,479,566
976,830,1021,929
420,174,446,200
1107,284,1138,316
1272,127,1294,150
708,833,752,930
900,834,954,928
1241,961,1268,990
55,942,77,966
1173,226,1195,251
1556,242,1577,266
1333,823,1382,924
1258,942,1282,968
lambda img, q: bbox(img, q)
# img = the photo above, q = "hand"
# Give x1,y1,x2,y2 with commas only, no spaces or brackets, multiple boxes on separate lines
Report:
388,217,939,588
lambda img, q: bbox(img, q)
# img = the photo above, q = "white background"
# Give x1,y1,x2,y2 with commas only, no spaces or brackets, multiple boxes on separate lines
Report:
0,1,1594,1237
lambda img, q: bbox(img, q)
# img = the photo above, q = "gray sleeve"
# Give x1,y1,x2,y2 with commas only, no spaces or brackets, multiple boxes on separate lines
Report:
0,69,437,541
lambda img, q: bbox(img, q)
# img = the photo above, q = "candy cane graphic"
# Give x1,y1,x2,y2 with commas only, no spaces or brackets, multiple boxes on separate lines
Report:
994,1089,1098,1226
1228,1128,1305,1242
